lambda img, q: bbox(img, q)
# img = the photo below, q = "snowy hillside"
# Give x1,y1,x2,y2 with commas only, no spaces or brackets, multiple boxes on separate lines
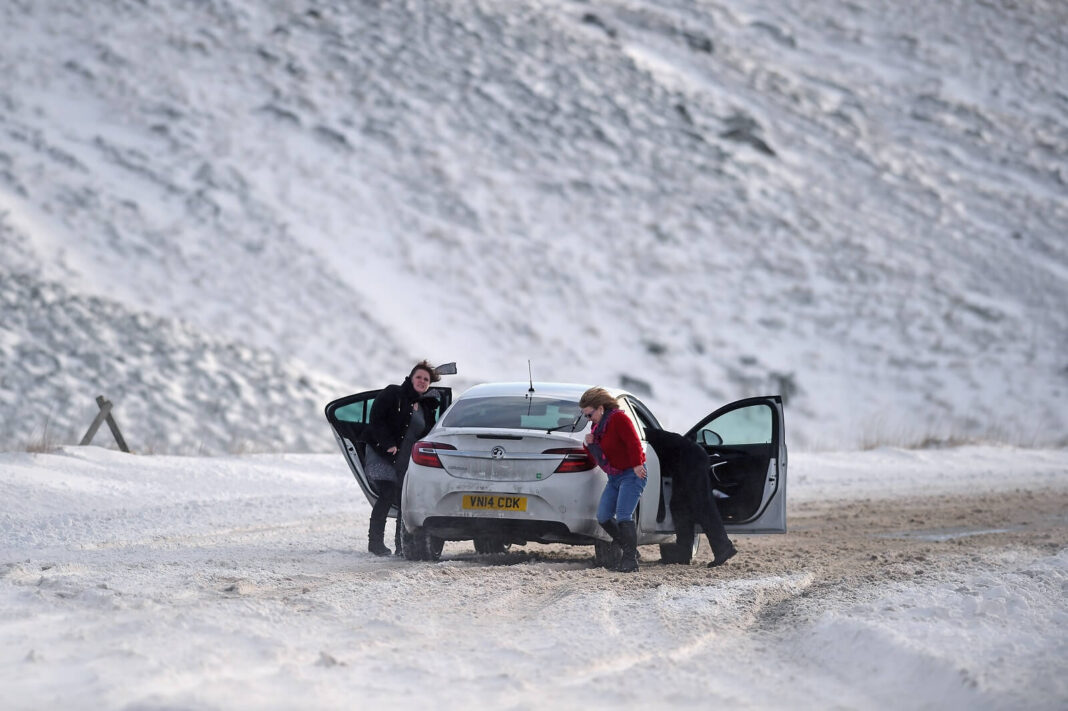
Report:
1,0,1066,453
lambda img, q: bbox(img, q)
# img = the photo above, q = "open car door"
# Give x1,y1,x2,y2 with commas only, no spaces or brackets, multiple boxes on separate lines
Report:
685,395,787,533
324,383,453,514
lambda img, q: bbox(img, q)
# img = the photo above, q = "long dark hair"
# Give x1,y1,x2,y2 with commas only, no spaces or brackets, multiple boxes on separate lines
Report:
409,359,441,383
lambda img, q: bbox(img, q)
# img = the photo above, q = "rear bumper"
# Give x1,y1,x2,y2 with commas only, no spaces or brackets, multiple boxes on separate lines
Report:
418,516,594,545
401,463,607,542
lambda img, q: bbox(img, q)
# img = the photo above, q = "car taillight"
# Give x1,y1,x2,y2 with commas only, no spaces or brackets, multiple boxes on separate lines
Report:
544,447,595,473
411,441,456,468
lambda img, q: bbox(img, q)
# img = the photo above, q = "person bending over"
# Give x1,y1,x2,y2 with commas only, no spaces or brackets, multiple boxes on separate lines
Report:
646,427,737,568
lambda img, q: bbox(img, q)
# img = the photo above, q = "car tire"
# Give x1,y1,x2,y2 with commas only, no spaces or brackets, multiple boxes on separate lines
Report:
660,530,700,564
473,536,511,555
404,527,444,562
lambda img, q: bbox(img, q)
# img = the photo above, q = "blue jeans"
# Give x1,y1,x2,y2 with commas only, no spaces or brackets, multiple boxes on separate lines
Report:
597,468,647,523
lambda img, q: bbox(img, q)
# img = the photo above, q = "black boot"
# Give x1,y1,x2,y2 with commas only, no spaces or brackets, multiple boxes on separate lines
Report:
597,519,623,569
368,518,391,556
599,519,621,542
617,520,639,573
698,490,736,568
668,517,696,565
708,540,737,567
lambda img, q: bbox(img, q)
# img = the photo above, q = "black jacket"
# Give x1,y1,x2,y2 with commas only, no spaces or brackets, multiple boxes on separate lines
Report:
645,427,713,517
362,377,439,461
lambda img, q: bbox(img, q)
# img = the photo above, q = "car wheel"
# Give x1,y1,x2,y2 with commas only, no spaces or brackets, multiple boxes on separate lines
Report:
425,531,445,561
405,527,444,562
397,520,418,560
660,529,700,564
473,536,511,555
593,539,622,569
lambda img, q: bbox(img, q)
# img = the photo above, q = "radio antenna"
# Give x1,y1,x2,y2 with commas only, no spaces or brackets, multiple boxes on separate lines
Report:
528,360,535,393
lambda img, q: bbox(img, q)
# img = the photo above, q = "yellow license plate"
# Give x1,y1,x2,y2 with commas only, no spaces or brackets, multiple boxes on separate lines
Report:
462,494,527,511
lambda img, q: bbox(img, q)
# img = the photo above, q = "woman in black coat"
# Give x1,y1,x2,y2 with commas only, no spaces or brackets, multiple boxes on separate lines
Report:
362,360,440,556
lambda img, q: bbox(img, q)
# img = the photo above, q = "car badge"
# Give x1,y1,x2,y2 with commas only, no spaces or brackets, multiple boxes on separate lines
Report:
491,446,506,459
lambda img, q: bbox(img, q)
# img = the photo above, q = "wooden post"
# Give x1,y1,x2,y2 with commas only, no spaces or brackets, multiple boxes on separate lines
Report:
79,398,112,446
79,395,131,453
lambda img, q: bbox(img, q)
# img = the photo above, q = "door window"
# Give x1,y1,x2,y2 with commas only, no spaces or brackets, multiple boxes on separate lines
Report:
334,399,374,424
699,404,772,446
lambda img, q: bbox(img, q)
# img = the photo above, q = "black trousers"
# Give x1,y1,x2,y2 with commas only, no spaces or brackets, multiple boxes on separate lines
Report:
370,479,399,523
673,487,732,556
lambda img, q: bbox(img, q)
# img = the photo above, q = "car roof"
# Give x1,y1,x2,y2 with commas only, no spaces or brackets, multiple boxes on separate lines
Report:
456,382,630,401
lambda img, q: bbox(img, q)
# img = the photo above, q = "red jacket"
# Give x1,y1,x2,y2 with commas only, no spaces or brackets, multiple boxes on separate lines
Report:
589,408,645,475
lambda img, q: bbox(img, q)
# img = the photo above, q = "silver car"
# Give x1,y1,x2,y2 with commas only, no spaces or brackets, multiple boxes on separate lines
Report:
325,380,787,563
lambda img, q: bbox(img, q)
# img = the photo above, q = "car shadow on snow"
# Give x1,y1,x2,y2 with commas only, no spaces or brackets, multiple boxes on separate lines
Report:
434,543,598,568
432,543,664,569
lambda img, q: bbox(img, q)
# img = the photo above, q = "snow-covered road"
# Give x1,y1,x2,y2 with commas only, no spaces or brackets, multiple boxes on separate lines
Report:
1,446,1065,709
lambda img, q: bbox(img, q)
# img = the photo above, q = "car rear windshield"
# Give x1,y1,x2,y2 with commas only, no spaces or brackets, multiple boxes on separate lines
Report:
440,396,585,431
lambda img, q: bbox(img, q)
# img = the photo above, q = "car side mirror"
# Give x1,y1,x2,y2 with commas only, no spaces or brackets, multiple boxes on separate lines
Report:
436,362,458,375
699,429,723,446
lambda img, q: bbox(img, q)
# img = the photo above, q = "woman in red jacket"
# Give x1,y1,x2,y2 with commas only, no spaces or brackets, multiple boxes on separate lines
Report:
580,387,647,573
